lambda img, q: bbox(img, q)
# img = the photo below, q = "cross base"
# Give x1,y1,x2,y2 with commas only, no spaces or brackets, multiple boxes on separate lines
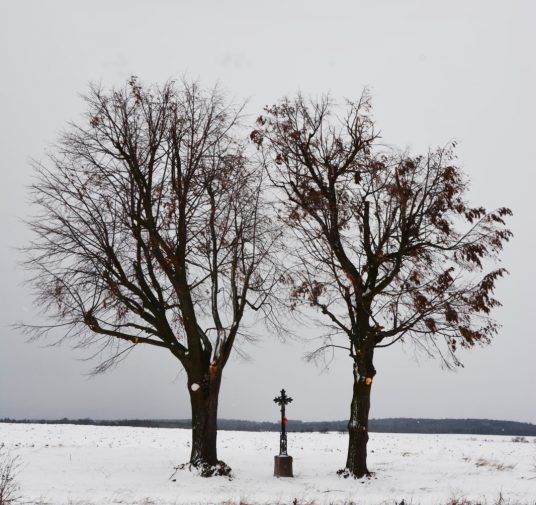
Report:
274,455,293,477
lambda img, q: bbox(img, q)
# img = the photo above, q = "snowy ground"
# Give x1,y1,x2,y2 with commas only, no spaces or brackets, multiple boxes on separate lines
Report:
0,423,535,505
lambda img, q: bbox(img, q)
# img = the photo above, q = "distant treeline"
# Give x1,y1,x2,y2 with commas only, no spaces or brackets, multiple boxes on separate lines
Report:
2,417,536,436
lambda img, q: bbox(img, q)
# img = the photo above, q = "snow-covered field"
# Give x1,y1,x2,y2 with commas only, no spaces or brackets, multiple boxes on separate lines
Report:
1,423,535,505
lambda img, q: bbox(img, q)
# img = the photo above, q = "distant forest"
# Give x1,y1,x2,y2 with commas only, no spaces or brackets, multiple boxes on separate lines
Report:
2,418,536,436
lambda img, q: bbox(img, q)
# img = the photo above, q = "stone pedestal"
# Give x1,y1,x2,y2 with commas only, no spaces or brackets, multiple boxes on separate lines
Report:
274,455,293,477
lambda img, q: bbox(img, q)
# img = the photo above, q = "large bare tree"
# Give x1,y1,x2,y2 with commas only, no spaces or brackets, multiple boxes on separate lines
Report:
252,94,512,478
23,78,280,476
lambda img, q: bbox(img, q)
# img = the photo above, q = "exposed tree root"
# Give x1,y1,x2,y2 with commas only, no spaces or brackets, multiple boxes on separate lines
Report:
336,468,375,479
170,460,233,480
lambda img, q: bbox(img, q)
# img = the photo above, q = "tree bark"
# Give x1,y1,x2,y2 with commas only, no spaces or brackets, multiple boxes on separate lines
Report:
188,368,230,476
344,350,376,478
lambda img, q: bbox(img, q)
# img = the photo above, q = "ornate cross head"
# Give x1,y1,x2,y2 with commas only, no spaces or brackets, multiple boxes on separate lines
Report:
274,388,293,406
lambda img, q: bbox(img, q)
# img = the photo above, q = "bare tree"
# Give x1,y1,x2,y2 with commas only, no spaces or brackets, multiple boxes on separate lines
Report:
23,78,280,476
252,93,512,478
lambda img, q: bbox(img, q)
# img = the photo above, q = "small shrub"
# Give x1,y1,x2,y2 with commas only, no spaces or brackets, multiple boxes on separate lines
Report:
0,445,20,505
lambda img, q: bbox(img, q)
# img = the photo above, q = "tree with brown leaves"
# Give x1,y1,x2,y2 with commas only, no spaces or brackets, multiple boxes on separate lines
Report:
252,93,512,478
23,78,281,476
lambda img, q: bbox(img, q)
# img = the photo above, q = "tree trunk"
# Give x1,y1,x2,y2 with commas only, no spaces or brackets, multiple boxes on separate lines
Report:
188,368,230,476
344,351,376,478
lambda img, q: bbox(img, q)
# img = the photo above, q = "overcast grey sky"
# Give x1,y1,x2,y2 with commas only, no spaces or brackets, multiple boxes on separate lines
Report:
1,0,534,424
